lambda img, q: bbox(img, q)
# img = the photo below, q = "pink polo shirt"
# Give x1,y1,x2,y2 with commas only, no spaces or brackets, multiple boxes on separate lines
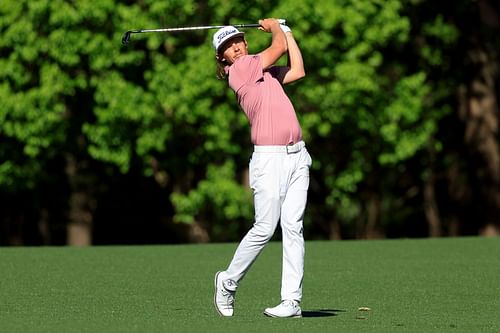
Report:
226,55,302,145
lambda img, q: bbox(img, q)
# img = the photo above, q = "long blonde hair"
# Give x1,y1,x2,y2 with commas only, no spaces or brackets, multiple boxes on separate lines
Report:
215,56,227,80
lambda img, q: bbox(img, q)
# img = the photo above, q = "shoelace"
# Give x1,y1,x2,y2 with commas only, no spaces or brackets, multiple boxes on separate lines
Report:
282,300,297,308
221,289,234,305
218,278,237,306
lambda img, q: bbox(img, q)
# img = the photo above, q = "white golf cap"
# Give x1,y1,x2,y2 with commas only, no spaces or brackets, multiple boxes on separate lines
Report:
212,26,245,54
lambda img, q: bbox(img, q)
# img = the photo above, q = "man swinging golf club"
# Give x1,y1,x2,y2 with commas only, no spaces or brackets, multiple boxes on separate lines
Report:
212,18,312,318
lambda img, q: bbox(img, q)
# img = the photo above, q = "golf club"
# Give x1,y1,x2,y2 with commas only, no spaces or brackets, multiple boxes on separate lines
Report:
122,19,286,45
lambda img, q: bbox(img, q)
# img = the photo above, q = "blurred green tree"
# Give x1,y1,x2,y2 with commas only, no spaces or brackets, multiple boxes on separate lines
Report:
1,0,498,245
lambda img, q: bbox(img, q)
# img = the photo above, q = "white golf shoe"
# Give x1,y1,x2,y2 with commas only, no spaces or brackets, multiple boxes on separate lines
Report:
214,271,237,316
264,300,302,318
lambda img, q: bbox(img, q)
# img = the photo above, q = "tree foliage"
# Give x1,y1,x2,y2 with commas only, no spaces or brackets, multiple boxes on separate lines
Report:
1,0,499,245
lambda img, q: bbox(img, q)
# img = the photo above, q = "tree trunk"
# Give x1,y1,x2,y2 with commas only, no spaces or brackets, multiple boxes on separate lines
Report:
423,172,441,237
65,154,95,246
187,221,210,243
67,192,93,246
329,218,342,240
458,43,500,233
365,194,384,239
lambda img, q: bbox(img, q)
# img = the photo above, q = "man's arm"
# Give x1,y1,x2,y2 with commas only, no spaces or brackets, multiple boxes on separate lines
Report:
258,18,287,69
281,28,305,84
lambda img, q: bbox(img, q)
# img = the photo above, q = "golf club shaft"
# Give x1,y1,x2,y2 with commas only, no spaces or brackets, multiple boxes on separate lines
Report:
122,19,286,44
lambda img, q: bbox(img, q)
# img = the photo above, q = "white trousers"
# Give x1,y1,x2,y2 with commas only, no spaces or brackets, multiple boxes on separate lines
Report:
223,141,312,302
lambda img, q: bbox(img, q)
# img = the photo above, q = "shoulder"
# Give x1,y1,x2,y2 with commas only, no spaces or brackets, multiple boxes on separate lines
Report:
228,55,264,92
231,55,261,70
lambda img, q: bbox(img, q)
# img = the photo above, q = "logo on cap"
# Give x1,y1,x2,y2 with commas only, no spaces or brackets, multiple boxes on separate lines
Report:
213,26,244,53
218,29,238,42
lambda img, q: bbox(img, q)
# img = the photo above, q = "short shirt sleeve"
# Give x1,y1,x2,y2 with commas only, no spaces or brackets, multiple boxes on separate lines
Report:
267,66,288,84
228,55,263,92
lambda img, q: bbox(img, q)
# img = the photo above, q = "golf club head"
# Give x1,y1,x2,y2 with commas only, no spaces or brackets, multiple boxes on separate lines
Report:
122,31,132,45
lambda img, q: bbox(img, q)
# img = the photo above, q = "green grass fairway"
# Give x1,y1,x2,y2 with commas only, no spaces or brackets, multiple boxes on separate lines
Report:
1,237,499,332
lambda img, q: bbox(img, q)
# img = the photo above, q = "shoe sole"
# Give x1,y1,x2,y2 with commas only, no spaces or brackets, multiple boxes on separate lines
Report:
213,271,225,317
263,310,302,318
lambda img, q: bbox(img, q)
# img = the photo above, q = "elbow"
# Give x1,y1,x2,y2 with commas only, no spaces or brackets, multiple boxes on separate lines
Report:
285,69,305,84
296,69,306,80
281,42,288,55
271,41,287,56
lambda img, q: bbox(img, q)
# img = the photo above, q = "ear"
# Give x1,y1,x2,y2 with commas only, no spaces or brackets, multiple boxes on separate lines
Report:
216,54,226,62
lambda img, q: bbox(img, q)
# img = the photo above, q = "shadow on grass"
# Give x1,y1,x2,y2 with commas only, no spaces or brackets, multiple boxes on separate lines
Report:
302,309,345,318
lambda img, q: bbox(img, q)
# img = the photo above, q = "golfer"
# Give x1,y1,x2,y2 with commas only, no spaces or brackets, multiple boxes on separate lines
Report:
212,18,312,318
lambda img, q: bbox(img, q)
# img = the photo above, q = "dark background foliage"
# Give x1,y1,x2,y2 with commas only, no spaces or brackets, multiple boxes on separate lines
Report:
1,0,499,245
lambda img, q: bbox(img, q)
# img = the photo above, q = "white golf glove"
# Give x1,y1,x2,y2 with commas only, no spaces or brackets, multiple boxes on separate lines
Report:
280,24,291,33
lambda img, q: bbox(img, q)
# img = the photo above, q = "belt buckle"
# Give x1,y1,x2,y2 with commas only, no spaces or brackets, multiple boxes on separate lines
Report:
286,143,293,154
